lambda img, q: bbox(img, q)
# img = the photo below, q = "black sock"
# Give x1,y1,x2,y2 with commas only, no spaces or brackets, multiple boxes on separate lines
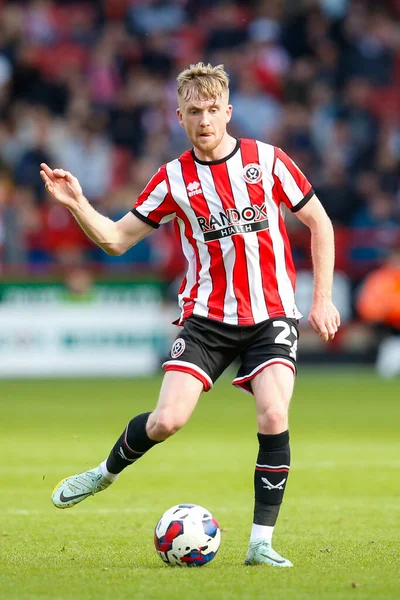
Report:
253,430,290,526
106,412,162,474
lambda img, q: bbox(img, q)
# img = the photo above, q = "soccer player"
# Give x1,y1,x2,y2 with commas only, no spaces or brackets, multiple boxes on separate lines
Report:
41,63,340,567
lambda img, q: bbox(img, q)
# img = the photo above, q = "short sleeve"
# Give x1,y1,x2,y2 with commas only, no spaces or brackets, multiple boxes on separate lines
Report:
132,165,176,228
273,147,314,212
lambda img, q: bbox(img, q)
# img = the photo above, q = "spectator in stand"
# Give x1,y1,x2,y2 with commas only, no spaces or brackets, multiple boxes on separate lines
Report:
335,4,398,86
375,116,400,198
9,185,48,266
13,107,54,203
230,66,282,140
127,0,186,37
52,112,112,204
357,243,400,377
0,170,13,265
314,158,361,226
87,28,123,109
247,17,290,100
350,180,399,271
309,80,337,155
283,56,317,106
335,77,378,172
313,38,341,88
204,1,248,56
274,101,316,177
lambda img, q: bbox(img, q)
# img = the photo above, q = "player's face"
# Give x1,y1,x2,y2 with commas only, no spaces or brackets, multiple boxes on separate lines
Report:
177,94,232,157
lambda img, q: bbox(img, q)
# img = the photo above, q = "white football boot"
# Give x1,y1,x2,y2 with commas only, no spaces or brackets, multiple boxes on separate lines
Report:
245,540,293,567
51,466,113,509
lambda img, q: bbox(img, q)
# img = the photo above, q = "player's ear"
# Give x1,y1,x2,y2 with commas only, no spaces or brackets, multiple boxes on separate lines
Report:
176,108,184,128
226,104,233,123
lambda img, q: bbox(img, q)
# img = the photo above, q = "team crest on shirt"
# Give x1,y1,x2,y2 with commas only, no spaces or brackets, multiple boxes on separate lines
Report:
171,338,186,358
242,163,262,184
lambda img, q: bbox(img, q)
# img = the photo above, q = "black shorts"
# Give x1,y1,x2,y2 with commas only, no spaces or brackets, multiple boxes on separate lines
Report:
162,315,298,394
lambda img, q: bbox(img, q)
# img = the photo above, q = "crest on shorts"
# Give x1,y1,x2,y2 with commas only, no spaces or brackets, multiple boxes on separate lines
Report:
171,338,186,359
242,163,262,184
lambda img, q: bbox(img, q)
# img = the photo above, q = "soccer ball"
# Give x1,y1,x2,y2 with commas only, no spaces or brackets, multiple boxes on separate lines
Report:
154,503,221,567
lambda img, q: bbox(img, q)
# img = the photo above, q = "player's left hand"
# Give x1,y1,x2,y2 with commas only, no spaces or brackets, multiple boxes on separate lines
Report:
308,300,340,342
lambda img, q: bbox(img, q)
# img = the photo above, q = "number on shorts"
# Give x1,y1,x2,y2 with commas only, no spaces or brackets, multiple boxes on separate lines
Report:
272,320,298,360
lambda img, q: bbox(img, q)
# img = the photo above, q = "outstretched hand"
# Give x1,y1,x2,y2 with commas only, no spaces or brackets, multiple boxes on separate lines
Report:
40,163,83,210
308,299,341,342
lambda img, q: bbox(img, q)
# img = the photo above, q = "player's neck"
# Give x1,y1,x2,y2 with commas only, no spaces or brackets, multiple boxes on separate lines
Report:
192,134,237,163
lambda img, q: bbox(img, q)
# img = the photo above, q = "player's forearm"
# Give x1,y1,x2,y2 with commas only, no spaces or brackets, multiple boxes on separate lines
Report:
69,195,123,255
309,216,335,301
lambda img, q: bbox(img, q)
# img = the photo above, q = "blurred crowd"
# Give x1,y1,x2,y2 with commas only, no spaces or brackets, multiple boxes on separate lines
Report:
0,0,399,283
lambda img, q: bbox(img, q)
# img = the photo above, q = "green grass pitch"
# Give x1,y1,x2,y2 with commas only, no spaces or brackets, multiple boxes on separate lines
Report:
0,368,399,600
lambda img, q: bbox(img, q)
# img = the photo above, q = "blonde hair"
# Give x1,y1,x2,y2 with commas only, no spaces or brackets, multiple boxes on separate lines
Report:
177,62,230,104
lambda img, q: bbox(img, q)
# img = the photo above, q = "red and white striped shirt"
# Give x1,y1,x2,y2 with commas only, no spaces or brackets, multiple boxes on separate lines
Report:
132,138,313,326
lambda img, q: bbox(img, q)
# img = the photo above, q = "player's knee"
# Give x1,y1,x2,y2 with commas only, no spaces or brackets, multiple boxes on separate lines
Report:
258,406,288,432
151,412,186,439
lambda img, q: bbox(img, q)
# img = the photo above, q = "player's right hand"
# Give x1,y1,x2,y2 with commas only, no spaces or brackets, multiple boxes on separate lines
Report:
308,299,341,342
40,163,84,210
